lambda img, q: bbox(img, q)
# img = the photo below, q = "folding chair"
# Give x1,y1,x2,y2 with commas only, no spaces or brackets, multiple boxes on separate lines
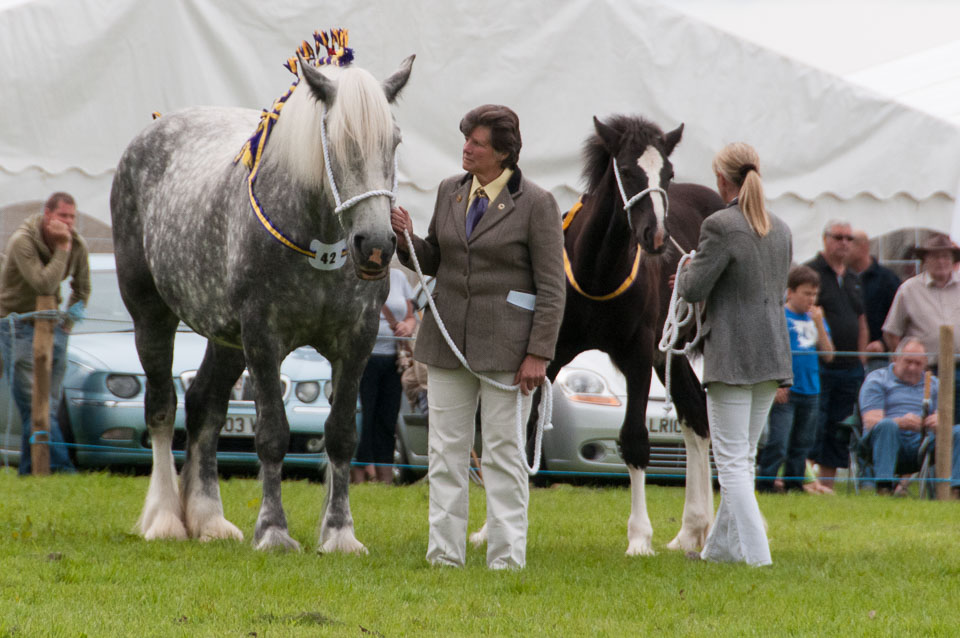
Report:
837,407,874,495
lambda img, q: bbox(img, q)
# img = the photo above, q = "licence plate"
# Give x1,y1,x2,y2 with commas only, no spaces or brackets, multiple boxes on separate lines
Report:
220,415,256,437
646,415,682,435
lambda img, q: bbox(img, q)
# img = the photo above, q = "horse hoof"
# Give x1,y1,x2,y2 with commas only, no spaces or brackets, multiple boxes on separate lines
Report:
254,527,302,552
468,524,488,547
196,517,244,542
141,511,188,541
317,528,368,555
625,540,656,557
666,528,707,553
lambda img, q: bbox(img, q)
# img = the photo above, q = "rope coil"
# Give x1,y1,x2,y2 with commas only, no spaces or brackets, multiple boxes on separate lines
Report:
657,246,703,413
401,228,549,475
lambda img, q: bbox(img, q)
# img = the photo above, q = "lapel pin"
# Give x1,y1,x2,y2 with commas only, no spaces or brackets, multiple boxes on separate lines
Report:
498,203,505,210
456,195,463,202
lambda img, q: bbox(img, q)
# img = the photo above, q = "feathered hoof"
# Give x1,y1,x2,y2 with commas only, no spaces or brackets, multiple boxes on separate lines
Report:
666,526,708,552
317,528,368,555
254,527,302,552
196,517,244,543
625,538,656,557
141,510,188,541
468,523,488,548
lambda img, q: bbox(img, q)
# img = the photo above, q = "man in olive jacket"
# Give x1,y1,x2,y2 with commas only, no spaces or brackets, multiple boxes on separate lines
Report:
1,192,90,474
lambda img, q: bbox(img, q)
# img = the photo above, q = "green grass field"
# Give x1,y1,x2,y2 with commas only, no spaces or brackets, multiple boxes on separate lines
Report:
1,468,958,637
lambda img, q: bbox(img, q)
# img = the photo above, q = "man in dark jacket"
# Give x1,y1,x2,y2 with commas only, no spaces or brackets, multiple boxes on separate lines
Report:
805,220,867,491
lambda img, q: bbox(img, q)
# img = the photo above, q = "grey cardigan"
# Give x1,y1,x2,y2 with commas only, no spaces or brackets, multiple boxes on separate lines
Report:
676,202,793,387
398,169,566,372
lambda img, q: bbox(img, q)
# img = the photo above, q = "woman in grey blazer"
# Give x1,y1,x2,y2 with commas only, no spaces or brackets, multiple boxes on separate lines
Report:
676,142,792,566
391,104,565,569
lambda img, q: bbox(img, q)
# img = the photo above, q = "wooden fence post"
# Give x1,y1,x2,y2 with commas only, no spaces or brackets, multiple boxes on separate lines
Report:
30,295,56,476
936,326,955,500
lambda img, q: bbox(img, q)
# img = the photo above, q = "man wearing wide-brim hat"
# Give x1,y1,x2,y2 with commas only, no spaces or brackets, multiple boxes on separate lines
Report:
883,232,960,419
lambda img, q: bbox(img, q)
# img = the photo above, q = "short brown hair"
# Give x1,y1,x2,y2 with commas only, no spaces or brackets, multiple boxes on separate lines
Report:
787,264,820,291
44,192,76,212
459,104,521,169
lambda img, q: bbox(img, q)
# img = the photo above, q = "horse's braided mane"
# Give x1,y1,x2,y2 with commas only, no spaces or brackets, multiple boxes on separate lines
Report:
581,115,665,195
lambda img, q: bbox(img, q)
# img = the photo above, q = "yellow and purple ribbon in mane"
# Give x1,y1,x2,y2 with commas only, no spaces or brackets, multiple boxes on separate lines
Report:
234,29,353,258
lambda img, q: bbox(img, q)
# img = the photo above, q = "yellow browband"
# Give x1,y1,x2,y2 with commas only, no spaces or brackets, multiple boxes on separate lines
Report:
562,198,642,302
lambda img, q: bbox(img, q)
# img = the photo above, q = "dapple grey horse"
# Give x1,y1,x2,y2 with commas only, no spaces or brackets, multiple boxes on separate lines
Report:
110,46,414,553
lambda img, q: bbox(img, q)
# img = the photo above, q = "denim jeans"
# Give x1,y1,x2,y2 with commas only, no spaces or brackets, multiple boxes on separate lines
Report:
812,364,864,469
865,419,960,490
0,319,75,474
757,391,819,491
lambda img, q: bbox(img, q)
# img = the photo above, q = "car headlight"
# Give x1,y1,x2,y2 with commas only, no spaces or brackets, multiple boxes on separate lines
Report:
105,374,141,399
296,381,321,403
556,369,621,406
323,380,334,402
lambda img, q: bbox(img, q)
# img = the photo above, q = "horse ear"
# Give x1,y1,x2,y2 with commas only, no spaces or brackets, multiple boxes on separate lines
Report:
593,116,621,154
298,51,336,105
383,55,416,103
663,123,684,156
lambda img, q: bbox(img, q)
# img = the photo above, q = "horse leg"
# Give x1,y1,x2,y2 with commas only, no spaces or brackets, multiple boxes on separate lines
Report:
180,342,246,542
317,355,367,554
132,307,186,540
655,357,714,552
240,334,302,552
616,348,655,557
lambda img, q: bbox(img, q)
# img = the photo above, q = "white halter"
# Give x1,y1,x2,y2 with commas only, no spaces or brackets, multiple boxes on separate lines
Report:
319,103,399,224
612,157,669,231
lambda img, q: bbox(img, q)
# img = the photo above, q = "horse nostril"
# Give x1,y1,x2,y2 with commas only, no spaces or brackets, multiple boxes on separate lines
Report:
353,235,366,256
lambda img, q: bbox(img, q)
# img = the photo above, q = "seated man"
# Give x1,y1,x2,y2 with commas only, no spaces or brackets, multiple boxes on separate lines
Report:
860,337,960,497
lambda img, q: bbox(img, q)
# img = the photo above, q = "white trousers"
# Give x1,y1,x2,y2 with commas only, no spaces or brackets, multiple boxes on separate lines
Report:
701,381,777,567
425,365,532,569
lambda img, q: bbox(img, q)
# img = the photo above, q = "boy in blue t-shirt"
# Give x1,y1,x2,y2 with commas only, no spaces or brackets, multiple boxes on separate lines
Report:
757,265,835,493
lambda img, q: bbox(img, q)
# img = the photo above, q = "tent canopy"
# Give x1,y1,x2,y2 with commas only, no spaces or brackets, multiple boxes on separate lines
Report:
2,0,959,260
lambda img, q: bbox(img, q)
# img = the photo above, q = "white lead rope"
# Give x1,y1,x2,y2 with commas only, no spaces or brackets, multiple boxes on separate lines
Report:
319,104,399,220
657,237,703,414
401,228,550,475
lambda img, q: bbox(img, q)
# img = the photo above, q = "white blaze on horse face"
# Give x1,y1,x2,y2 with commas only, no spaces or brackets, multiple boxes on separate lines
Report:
637,146,666,232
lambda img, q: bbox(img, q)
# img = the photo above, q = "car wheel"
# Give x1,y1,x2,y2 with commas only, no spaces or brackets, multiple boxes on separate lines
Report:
394,434,420,485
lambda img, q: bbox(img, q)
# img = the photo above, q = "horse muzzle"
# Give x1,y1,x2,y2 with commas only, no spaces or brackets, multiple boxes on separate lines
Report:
356,265,389,280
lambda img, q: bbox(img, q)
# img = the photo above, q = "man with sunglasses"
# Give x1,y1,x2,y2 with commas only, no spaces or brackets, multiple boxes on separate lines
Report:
804,220,868,492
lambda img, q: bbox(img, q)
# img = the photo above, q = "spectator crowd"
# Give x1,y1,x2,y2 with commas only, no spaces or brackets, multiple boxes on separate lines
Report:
756,225,960,498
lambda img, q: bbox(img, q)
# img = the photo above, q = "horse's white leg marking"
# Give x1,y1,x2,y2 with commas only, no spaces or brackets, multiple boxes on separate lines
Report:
666,424,714,552
138,429,187,540
625,467,655,556
316,464,367,555
317,526,368,555
180,437,243,542
469,521,488,547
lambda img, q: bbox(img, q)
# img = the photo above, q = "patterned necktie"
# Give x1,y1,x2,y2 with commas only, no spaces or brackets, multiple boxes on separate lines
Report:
465,187,489,239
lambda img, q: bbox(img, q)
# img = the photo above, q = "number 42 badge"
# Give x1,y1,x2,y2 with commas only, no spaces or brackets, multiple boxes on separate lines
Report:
308,239,349,271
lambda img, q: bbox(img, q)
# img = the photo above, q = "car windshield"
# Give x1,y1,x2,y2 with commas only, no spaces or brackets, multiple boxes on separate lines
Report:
66,258,192,334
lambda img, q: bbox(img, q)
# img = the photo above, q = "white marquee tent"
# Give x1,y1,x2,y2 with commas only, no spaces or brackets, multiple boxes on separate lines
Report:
2,0,960,260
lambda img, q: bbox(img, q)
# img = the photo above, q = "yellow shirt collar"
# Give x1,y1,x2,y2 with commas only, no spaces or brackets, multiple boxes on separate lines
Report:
469,168,513,208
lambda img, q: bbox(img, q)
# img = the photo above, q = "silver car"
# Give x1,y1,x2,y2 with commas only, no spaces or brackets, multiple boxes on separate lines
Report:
393,279,709,483
1,254,333,474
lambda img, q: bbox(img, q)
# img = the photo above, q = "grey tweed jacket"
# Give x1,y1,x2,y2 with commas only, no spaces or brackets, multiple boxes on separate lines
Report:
676,202,793,387
398,168,566,372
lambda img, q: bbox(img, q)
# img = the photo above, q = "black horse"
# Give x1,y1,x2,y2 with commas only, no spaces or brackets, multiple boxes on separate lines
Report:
542,115,722,555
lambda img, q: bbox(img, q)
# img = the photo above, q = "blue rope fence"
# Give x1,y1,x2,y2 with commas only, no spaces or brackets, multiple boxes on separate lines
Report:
2,325,955,487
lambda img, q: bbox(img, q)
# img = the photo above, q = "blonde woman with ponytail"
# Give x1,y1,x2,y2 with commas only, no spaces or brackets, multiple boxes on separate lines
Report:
676,142,793,566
